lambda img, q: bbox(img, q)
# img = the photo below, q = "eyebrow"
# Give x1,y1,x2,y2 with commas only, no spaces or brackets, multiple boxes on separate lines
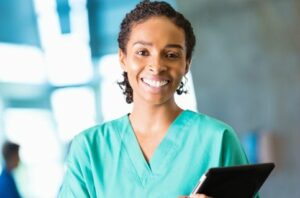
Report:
132,41,184,50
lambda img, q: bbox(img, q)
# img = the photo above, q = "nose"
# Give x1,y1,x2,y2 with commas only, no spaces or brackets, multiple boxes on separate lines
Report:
148,56,167,74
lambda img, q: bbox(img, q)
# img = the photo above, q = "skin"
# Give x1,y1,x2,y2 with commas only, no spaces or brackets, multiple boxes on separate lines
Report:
119,16,210,198
6,153,20,171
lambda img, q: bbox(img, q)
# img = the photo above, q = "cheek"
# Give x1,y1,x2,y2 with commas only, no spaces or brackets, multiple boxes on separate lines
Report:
126,56,146,72
129,63,142,73
127,52,142,67
126,68,140,87
171,69,186,87
173,65,187,78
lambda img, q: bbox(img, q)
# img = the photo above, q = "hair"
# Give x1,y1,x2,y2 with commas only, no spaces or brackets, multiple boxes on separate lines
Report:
2,141,19,162
117,0,196,103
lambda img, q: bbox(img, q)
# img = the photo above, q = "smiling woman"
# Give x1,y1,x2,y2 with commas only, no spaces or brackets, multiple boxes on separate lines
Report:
58,1,250,198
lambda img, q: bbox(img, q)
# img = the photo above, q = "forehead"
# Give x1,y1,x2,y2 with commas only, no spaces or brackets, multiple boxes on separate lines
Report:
127,16,185,47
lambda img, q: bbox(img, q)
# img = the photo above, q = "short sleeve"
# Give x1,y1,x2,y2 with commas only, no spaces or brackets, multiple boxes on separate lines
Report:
221,127,249,166
221,128,260,197
58,136,93,198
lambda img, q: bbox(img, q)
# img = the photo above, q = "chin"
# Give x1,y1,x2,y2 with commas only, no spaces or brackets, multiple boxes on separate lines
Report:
143,95,175,106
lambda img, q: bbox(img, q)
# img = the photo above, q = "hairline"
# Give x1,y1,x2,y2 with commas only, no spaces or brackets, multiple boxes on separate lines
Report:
122,15,189,59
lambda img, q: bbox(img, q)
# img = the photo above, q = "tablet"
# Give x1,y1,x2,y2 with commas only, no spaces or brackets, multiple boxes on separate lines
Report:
190,163,275,198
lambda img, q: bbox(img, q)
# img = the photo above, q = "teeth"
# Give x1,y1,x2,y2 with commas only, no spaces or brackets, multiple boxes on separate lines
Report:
143,78,168,88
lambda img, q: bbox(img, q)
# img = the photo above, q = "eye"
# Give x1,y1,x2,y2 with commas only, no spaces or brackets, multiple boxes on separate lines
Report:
136,49,149,56
166,51,180,59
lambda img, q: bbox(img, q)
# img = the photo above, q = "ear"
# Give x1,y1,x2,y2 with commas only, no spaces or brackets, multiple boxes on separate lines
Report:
184,59,192,74
118,49,127,72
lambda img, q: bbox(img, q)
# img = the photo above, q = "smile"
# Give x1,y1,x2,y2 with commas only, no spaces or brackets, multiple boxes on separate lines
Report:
142,78,169,88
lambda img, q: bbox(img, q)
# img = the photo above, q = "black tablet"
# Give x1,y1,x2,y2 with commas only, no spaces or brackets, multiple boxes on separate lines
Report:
190,163,275,198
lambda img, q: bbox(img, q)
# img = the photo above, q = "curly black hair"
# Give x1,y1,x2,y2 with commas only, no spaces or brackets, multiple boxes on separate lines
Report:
117,0,196,104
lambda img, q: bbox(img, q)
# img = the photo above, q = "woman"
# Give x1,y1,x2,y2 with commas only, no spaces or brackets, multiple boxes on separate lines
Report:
59,1,249,197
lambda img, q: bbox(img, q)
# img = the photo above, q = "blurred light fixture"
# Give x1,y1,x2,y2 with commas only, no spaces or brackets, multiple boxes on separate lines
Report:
51,87,96,142
0,43,47,84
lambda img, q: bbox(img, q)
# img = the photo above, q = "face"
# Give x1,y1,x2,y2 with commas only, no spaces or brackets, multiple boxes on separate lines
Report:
11,153,20,168
119,16,190,105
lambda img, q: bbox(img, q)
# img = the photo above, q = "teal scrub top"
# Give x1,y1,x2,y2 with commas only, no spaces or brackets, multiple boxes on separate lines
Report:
59,110,249,198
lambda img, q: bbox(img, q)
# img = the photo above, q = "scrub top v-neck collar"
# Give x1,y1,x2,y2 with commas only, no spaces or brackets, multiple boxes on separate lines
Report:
119,110,192,186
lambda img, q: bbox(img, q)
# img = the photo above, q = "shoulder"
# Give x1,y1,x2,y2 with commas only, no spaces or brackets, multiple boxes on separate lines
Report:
0,169,13,182
185,110,234,135
184,110,248,165
71,115,128,148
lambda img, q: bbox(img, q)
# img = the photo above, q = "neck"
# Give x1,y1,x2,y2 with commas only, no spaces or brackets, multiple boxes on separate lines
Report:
129,98,182,135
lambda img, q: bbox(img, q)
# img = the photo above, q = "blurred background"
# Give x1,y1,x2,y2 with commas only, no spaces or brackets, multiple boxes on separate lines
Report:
0,0,299,197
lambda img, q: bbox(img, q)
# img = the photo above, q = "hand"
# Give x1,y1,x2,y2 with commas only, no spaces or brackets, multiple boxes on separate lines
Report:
179,194,213,198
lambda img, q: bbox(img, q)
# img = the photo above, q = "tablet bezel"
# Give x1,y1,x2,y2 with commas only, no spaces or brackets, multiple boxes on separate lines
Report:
192,163,275,198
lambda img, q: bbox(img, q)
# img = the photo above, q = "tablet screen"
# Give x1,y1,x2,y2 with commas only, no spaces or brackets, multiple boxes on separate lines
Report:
191,163,275,198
